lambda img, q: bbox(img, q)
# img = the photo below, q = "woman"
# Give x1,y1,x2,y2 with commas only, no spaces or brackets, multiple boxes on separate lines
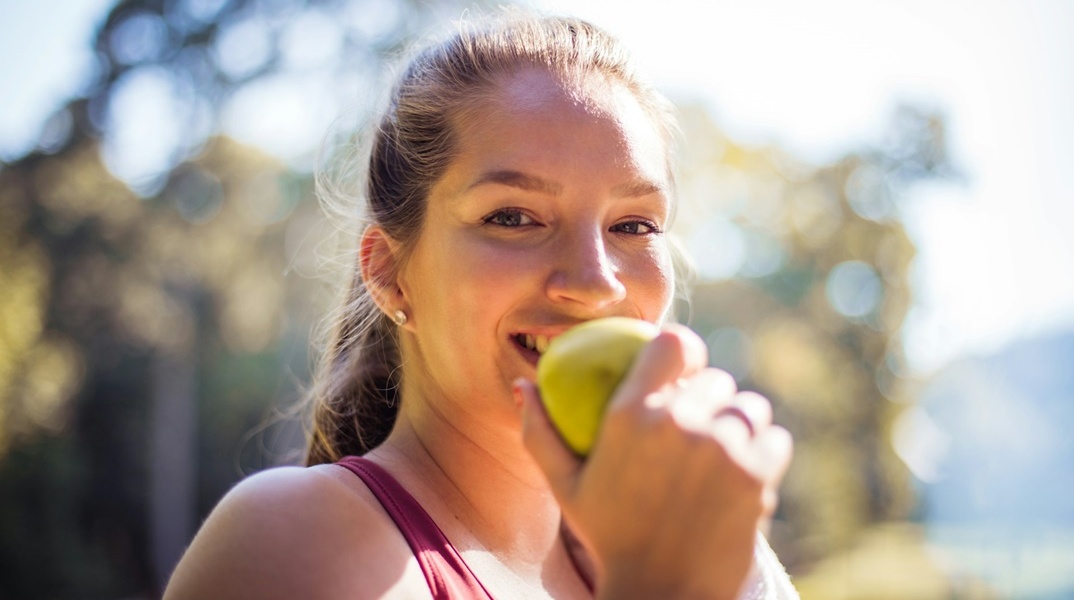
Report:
165,11,796,600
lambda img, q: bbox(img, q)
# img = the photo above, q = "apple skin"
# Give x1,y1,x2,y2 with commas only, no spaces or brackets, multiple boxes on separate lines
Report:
536,317,660,456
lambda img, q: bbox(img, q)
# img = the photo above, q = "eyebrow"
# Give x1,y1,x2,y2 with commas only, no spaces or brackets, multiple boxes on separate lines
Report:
466,170,562,195
611,179,667,198
466,169,667,198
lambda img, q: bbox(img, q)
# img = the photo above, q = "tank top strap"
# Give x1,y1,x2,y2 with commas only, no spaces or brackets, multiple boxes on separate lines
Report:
335,455,494,600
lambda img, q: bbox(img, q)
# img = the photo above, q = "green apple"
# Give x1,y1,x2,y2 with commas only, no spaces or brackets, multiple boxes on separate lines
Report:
536,317,659,456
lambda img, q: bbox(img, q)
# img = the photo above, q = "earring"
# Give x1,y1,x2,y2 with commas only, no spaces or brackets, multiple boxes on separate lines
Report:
392,310,408,326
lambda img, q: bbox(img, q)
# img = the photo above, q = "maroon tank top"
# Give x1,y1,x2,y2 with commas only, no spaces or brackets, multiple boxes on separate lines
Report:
335,455,495,600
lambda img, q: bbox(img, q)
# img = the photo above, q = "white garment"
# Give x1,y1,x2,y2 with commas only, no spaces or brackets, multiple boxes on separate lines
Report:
738,532,800,600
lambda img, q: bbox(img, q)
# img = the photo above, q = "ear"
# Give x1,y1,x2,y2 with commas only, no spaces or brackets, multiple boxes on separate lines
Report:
359,225,406,318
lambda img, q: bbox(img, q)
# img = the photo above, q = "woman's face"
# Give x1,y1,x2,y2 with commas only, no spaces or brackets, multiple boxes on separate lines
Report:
396,68,675,422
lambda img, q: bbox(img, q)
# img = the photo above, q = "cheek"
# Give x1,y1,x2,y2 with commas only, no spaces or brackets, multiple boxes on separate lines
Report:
409,234,536,327
622,242,676,318
412,237,542,388
454,236,538,292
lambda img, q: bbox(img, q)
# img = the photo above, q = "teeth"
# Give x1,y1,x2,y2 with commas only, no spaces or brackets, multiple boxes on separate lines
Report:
517,334,550,354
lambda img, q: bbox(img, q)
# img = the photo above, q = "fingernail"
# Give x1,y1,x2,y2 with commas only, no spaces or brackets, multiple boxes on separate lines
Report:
512,378,525,408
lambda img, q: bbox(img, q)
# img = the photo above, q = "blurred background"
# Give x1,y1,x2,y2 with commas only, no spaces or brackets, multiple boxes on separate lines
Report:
1,0,1071,598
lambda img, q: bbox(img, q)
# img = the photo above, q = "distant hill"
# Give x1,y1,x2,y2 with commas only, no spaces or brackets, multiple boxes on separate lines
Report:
915,330,1074,598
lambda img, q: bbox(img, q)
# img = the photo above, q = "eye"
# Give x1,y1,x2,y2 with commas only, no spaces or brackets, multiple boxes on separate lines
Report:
483,208,536,228
610,219,662,235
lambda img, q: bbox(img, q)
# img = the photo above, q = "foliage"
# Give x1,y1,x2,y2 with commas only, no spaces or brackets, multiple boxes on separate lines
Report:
671,103,954,571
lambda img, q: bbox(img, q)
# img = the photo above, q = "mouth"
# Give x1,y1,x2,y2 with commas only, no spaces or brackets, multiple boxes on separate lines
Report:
513,332,554,356
513,328,571,367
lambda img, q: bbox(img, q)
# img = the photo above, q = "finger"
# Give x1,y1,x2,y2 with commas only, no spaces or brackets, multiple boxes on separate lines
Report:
753,425,794,518
712,406,755,447
609,327,706,412
670,368,738,429
662,323,709,379
751,424,794,484
727,391,773,433
517,379,583,498
711,390,775,444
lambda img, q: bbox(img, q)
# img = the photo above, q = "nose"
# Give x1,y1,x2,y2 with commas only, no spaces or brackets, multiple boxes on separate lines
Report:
545,226,627,310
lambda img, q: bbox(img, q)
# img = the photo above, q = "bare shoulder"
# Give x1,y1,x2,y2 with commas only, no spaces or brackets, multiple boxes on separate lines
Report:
164,465,431,600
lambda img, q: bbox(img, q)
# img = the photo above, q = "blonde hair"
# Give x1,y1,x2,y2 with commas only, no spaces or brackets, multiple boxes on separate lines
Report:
305,10,680,465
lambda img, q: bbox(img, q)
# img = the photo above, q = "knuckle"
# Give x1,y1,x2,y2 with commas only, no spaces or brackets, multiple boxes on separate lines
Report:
651,330,689,371
764,425,794,456
705,368,739,396
664,322,707,355
713,369,738,397
735,390,771,407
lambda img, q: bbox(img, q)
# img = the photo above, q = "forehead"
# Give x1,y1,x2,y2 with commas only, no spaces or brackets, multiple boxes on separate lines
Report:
441,68,670,191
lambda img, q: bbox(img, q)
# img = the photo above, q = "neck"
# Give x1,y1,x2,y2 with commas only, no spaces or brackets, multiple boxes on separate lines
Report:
368,381,563,568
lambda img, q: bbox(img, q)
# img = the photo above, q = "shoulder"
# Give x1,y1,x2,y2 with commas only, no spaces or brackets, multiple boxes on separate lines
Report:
164,465,431,600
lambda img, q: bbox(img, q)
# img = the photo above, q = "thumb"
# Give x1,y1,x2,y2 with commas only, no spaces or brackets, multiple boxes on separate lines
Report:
516,378,583,499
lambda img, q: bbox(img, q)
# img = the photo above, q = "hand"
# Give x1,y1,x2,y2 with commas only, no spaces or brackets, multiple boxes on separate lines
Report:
518,324,793,600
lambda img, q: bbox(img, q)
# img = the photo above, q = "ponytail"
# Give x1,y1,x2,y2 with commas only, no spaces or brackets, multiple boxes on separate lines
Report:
305,270,401,464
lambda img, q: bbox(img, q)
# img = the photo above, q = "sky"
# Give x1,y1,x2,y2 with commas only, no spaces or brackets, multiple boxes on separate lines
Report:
0,0,116,153
2,0,1072,375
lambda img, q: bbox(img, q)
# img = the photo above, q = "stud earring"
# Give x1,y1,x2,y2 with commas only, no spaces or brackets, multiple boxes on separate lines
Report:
392,310,408,326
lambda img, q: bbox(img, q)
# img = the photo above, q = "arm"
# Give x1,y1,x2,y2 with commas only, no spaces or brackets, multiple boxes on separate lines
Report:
163,466,426,600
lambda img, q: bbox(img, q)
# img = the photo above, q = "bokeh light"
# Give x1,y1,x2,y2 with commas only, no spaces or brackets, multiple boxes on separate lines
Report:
826,260,883,319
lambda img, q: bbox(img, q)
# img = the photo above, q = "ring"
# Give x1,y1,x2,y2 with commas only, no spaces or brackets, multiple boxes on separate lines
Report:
714,405,756,437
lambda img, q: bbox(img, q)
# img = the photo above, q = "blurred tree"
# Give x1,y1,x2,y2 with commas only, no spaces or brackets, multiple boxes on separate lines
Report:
671,102,958,580
0,0,486,597
0,117,327,600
